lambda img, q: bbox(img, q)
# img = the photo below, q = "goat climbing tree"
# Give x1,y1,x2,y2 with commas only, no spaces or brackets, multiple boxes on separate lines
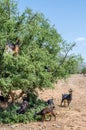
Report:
0,0,83,96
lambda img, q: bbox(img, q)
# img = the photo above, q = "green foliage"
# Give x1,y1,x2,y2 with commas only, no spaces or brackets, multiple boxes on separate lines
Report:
62,55,83,74
0,0,84,124
0,99,46,124
0,0,83,100
81,67,86,76
56,41,83,76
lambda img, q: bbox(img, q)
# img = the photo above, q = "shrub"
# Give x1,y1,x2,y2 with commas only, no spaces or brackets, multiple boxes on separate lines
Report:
0,99,46,124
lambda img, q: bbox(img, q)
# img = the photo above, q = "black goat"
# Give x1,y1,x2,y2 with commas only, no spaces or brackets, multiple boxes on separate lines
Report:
34,106,56,121
46,98,55,107
0,95,9,102
16,100,29,114
61,89,73,107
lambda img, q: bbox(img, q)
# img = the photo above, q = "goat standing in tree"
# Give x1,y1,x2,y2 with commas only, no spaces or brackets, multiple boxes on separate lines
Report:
5,39,20,56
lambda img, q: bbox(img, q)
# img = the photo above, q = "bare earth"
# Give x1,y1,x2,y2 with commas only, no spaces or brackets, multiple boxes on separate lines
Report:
0,74,86,130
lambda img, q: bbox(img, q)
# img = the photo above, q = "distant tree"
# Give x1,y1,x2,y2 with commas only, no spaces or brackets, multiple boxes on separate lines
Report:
52,41,83,78
81,67,86,76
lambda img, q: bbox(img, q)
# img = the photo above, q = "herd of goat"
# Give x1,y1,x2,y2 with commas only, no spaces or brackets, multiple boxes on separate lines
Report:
0,88,73,121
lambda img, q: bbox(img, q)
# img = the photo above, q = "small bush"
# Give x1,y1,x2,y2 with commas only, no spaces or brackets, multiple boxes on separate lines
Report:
0,99,46,124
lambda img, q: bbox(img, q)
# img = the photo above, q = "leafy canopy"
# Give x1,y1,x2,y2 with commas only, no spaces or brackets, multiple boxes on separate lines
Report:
0,0,83,95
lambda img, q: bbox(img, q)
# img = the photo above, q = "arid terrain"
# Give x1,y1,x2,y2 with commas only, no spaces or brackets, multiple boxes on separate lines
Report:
0,74,86,130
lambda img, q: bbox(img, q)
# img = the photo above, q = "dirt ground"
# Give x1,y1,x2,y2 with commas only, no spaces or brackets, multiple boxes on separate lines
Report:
0,74,86,130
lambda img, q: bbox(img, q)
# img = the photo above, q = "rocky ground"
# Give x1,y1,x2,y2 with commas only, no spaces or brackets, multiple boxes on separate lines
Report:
0,74,86,130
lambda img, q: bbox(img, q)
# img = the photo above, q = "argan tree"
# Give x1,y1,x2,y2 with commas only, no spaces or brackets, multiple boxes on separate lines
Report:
0,0,83,98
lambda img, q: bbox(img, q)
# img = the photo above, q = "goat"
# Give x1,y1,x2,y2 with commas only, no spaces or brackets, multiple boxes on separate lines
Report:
34,106,56,121
5,39,20,56
13,39,20,56
0,95,10,108
0,95,10,102
16,100,29,114
61,88,73,107
46,98,55,107
0,95,7,102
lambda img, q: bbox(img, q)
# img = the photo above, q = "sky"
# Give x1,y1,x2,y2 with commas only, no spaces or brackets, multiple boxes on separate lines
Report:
17,0,86,62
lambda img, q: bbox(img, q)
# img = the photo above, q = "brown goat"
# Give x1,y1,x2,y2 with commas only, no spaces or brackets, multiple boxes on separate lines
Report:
13,39,20,56
34,106,56,121
5,39,20,56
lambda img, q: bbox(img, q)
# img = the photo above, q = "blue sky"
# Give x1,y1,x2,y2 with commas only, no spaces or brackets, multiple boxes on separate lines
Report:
17,0,86,62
